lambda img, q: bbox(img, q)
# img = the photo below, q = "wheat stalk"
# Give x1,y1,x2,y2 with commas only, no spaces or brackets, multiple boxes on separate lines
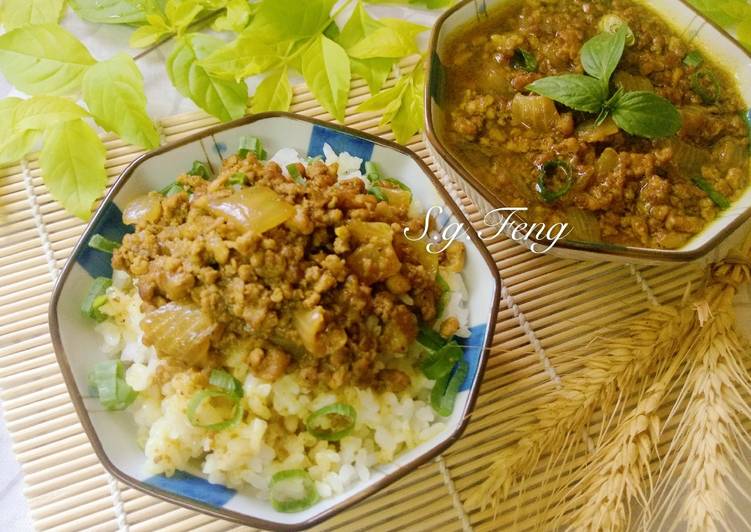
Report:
468,305,692,512
647,267,751,532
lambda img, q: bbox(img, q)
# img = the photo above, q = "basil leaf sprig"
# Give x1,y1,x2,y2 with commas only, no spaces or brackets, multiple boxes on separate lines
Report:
527,25,682,139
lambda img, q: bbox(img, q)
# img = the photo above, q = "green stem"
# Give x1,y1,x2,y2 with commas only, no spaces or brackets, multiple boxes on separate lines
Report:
132,9,224,62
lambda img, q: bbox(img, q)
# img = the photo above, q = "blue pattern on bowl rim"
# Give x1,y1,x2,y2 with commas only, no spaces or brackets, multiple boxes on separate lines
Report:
50,112,500,530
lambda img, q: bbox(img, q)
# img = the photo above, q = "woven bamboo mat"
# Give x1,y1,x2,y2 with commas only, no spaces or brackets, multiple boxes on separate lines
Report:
1,66,747,532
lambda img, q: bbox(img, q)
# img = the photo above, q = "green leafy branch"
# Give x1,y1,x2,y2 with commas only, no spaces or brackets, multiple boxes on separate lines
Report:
0,0,439,219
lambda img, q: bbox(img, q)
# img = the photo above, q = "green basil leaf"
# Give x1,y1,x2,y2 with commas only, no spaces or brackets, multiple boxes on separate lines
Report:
1,0,65,30
351,57,395,95
250,67,292,114
198,32,288,81
580,25,627,83
83,53,161,149
301,35,351,122
255,0,337,40
40,119,107,220
12,95,89,131
0,24,96,96
526,75,606,114
611,91,682,139
168,33,248,122
69,0,151,25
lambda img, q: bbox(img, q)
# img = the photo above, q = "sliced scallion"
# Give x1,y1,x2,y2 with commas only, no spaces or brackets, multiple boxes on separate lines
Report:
209,369,244,399
186,389,243,431
228,172,246,186
188,160,211,179
683,51,703,68
536,160,574,203
417,325,447,352
305,403,357,441
691,176,731,209
436,273,450,318
368,185,387,201
88,234,120,254
511,48,538,72
238,136,267,160
691,69,721,104
421,341,463,380
159,182,184,196
269,469,319,513
82,277,112,322
88,360,137,411
430,360,469,417
286,163,306,185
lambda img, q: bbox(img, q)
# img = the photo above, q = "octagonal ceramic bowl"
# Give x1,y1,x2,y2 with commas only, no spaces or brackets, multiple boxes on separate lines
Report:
49,113,500,530
425,0,751,264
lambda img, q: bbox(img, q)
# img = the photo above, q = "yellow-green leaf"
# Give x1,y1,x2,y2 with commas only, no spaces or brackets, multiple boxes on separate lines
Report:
256,0,337,40
0,24,96,95
69,0,150,25
12,95,89,131
338,1,381,50
165,0,203,33
129,15,172,48
1,0,66,30
352,57,396,95
168,34,248,122
347,23,423,59
40,119,107,220
212,0,252,32
250,67,292,114
83,53,161,149
199,32,288,81
0,130,40,165
390,80,423,144
302,35,351,122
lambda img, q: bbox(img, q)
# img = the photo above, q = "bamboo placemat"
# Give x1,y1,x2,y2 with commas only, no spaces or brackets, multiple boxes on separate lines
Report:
0,68,744,532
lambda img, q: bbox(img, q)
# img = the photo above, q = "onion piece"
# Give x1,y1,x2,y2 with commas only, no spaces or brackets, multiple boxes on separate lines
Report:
348,220,393,245
141,302,215,366
613,72,654,92
669,138,710,177
293,307,326,356
565,208,602,242
596,148,620,176
511,94,559,131
577,118,620,143
207,186,295,234
123,194,162,226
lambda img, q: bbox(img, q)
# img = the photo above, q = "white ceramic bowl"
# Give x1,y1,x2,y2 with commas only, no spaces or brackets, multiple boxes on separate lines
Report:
49,113,501,530
425,0,751,264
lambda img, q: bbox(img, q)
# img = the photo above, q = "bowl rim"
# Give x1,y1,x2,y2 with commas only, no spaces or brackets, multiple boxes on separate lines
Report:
48,112,501,531
424,0,751,263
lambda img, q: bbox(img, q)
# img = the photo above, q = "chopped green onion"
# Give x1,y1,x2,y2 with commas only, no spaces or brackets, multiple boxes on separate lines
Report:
691,176,731,209
286,163,306,185
228,172,246,186
431,360,468,417
421,341,463,380
364,161,383,182
368,185,387,201
186,389,243,431
88,234,120,254
536,160,574,203
82,277,112,322
188,160,211,179
238,136,267,160
511,48,538,72
690,69,721,104
88,360,137,411
417,325,447,351
209,369,244,399
159,182,184,196
683,51,703,68
435,273,450,318
269,470,319,513
305,403,357,441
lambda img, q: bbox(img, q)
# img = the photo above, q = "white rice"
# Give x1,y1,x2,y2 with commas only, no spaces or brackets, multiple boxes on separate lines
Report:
98,281,449,500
